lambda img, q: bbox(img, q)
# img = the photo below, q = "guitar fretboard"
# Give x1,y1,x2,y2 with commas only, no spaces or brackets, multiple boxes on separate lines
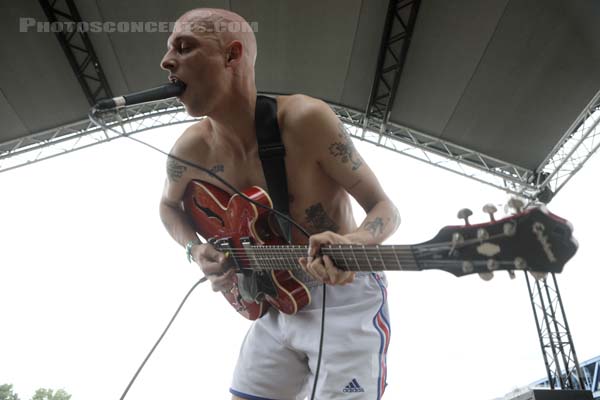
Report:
236,244,420,272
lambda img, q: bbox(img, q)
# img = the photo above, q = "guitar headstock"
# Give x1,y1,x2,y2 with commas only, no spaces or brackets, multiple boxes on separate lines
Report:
417,205,578,278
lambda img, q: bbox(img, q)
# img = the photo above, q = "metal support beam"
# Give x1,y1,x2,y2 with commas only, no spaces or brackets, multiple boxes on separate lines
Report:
39,0,113,106
0,100,194,173
2,94,600,205
525,272,585,390
534,89,600,203
366,0,421,130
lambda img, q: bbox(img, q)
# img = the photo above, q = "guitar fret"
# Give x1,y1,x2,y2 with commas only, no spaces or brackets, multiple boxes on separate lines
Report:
392,245,403,270
336,244,350,271
376,245,385,271
349,245,360,272
362,245,374,272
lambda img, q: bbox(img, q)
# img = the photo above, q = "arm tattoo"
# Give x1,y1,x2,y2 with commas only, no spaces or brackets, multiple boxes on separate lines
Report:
209,164,224,175
167,158,187,182
328,123,363,171
305,203,339,234
364,217,384,238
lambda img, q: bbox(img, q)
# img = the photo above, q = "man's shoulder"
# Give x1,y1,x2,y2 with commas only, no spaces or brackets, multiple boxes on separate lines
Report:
277,94,336,139
170,119,212,158
278,94,330,122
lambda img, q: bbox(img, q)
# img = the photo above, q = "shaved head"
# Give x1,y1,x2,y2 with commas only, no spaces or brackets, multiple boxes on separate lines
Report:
176,8,257,68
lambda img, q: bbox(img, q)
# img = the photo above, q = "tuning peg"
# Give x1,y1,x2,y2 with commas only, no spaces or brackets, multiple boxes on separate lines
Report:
449,233,464,256
507,270,516,279
482,204,498,221
486,259,498,271
503,222,517,237
530,271,548,281
477,228,490,240
507,198,524,214
457,208,473,225
462,261,474,274
514,257,527,270
479,272,494,281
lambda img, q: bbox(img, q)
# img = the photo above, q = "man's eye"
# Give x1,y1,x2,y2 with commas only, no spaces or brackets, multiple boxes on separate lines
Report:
179,45,190,53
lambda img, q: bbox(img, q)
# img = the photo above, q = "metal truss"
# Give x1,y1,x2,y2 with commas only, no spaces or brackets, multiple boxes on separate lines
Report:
533,89,600,203
366,0,421,128
532,356,600,397
330,102,538,197
525,272,585,390
2,92,600,204
39,0,113,105
0,100,193,173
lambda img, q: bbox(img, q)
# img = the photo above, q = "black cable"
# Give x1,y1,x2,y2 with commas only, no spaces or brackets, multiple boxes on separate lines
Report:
119,277,207,400
310,284,327,399
88,108,311,239
88,107,326,400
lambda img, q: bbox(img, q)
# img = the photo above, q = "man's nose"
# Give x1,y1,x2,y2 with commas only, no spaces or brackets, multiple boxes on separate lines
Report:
160,52,176,71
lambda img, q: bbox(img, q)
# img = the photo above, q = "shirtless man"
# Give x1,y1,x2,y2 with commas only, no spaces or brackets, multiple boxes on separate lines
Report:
159,8,400,399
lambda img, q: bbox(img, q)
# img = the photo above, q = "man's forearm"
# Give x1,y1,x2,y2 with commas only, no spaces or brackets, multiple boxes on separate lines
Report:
159,202,200,248
344,200,400,245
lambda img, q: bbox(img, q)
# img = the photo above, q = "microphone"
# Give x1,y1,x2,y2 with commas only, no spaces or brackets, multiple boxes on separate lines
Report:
94,81,186,110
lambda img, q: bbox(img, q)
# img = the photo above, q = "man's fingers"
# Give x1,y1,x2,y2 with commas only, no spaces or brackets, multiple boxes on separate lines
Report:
322,255,339,283
201,260,228,275
197,244,224,263
306,257,330,283
323,255,355,285
209,269,235,292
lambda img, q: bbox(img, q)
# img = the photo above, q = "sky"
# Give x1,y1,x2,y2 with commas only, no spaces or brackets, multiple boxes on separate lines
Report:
0,121,598,400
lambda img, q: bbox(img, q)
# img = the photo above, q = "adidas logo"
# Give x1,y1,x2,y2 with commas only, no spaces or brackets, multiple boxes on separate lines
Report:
342,378,365,393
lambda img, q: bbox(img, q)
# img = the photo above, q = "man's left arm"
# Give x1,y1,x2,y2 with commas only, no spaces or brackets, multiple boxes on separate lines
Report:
293,97,400,284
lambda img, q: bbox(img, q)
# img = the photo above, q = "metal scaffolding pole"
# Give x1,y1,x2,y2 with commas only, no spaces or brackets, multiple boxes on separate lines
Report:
38,0,113,106
365,0,421,131
525,272,585,390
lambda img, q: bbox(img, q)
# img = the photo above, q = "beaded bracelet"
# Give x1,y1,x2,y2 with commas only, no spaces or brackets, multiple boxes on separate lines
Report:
185,238,202,263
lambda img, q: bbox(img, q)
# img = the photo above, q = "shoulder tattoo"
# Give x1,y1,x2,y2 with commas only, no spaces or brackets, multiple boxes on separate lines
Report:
328,123,363,171
166,157,187,182
304,203,339,234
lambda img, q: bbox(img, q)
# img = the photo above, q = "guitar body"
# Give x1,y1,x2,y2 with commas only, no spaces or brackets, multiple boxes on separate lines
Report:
183,180,311,320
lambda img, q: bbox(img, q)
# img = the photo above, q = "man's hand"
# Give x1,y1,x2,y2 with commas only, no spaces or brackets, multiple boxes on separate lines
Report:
298,231,355,285
192,243,235,292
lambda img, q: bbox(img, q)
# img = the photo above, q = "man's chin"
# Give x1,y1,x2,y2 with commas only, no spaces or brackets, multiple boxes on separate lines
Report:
180,103,205,118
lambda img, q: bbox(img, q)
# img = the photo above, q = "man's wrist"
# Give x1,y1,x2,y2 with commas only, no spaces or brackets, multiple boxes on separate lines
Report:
185,238,202,263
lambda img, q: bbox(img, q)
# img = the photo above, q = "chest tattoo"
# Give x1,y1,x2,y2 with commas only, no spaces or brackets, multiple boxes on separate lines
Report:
304,203,339,233
208,164,225,175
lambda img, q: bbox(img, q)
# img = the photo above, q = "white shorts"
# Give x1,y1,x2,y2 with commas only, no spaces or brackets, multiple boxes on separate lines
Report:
230,272,391,400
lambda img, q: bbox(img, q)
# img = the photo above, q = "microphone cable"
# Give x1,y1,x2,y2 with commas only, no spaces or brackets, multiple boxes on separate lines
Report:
88,107,328,400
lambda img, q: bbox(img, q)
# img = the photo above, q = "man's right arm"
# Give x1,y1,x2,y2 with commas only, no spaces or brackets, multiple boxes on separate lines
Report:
159,141,234,291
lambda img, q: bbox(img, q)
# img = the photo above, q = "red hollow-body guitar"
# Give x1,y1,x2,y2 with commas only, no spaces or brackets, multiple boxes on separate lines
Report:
183,180,578,320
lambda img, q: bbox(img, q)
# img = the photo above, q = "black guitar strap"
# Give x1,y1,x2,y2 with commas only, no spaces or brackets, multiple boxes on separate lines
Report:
254,95,292,243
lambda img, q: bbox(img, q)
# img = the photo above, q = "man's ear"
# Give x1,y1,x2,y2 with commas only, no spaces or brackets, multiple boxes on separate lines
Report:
226,41,243,64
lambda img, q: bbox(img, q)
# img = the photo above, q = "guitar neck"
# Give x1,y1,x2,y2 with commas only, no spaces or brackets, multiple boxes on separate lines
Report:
245,244,420,272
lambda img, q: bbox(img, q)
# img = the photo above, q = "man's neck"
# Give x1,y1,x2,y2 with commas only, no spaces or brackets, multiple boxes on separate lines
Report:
208,86,258,154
